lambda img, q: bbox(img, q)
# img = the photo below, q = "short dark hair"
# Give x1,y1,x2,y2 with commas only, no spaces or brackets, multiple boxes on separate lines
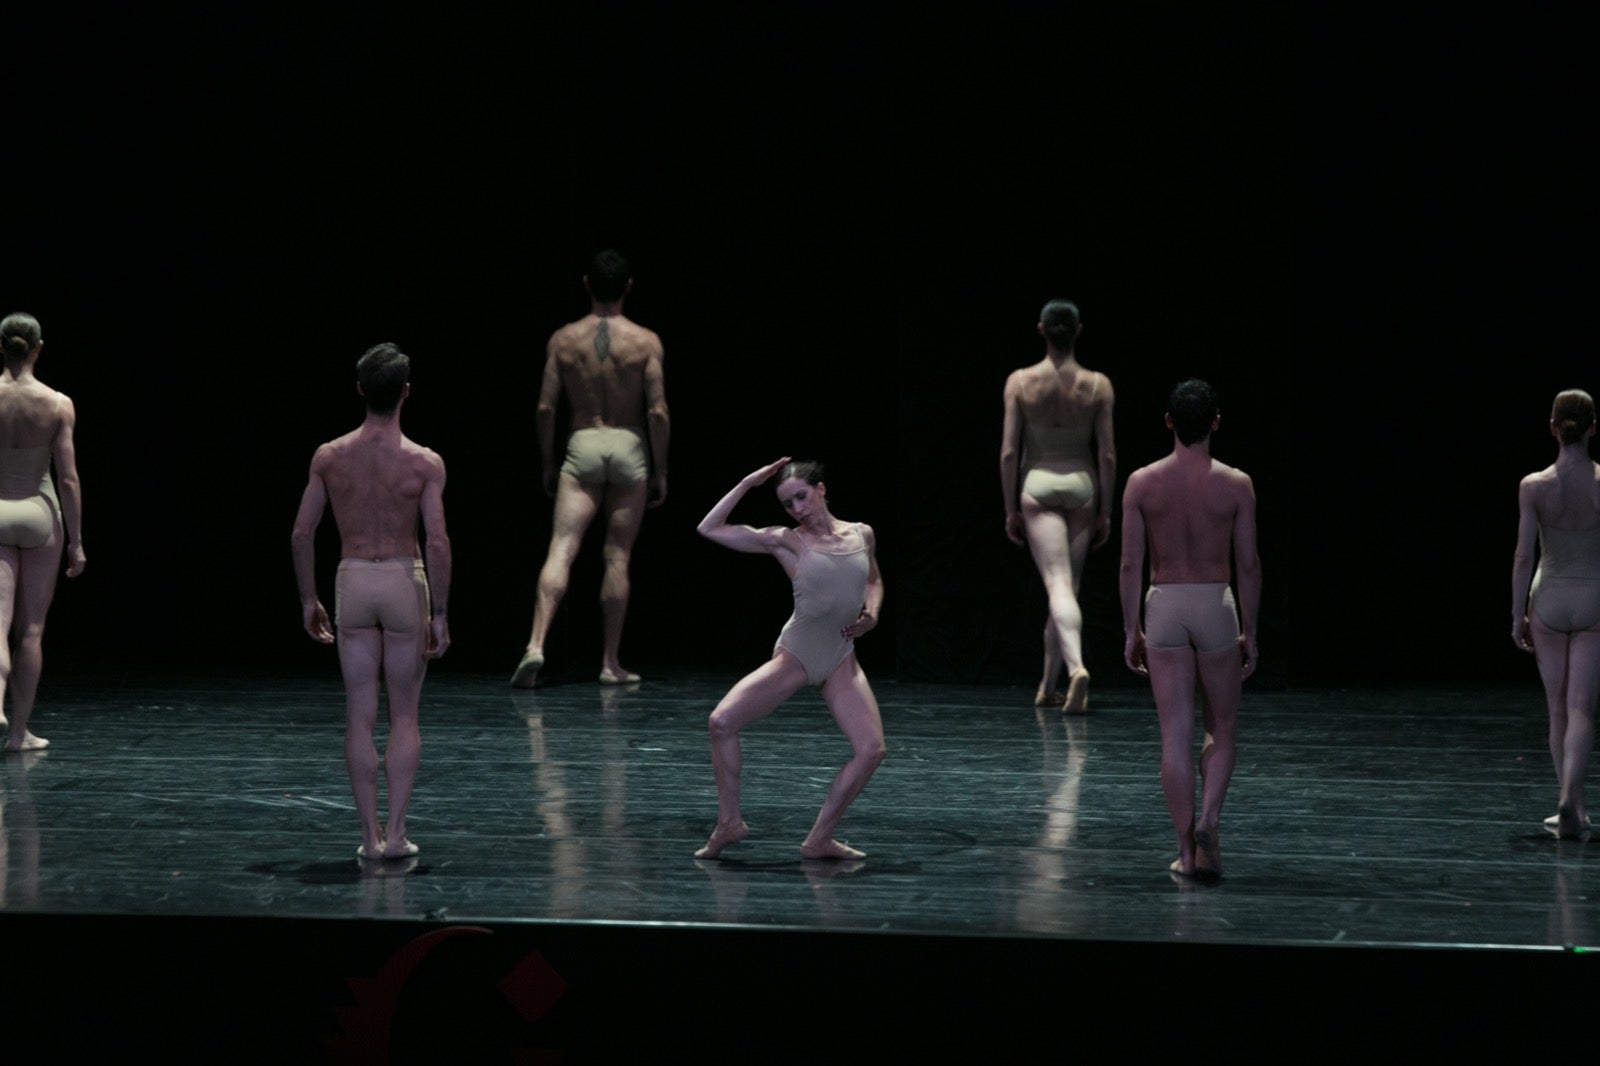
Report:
357,342,410,414
586,249,632,302
1,312,41,363
1168,378,1219,446
1039,300,1081,348
1552,389,1596,446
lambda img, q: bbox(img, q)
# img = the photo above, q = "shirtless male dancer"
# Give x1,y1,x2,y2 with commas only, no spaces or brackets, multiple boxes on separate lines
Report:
511,250,669,687
1119,379,1259,879
292,343,451,860
1001,299,1115,712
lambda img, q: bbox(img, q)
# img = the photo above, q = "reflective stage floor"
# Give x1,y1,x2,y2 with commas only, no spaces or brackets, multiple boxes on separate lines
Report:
2,672,1593,1060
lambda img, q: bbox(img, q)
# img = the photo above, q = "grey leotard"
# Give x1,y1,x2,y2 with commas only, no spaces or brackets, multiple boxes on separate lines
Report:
1531,525,1600,632
0,444,59,549
1021,374,1098,511
775,525,870,686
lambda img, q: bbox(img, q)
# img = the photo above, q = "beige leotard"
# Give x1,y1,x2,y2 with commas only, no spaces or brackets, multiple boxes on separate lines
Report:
0,445,59,549
1531,525,1600,632
775,525,869,686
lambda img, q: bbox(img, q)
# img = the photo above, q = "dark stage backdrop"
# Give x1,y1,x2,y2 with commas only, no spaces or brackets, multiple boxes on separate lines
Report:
4,5,1589,689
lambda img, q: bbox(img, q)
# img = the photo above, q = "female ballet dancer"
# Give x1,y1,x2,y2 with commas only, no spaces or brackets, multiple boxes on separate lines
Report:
1512,388,1600,839
0,312,86,752
694,458,886,860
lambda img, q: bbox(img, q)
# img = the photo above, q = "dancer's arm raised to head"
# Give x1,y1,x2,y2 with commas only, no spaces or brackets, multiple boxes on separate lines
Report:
697,457,793,554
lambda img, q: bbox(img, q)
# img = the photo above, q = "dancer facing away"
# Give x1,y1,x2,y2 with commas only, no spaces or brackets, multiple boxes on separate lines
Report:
1120,379,1259,879
1512,388,1600,840
292,343,451,860
695,458,886,860
1001,299,1115,713
0,312,85,752
512,249,669,688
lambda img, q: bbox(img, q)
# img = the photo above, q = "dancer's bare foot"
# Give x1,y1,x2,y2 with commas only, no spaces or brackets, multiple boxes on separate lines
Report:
800,838,866,860
510,649,544,688
1061,668,1090,715
382,837,420,859
598,668,642,685
5,731,49,752
1194,824,1222,879
695,820,748,859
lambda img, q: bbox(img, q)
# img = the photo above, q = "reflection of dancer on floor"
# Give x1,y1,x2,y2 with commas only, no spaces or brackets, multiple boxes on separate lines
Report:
1001,300,1115,712
695,459,886,860
512,250,669,688
0,313,85,753
1120,380,1258,878
292,344,451,860
1512,389,1600,840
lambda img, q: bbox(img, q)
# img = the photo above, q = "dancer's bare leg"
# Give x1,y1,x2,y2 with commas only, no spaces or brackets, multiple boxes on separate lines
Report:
598,480,648,684
696,653,807,858
515,476,601,686
1022,495,1094,712
4,538,62,752
1193,642,1242,876
1532,616,1580,831
802,656,886,859
1556,628,1600,835
380,625,427,857
1147,643,1198,875
339,626,386,856
0,545,15,736
1037,619,1064,705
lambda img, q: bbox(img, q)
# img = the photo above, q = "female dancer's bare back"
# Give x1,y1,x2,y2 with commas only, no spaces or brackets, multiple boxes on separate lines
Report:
694,458,886,860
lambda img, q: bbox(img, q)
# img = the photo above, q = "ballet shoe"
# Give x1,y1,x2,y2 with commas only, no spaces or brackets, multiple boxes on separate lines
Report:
510,650,544,688
1546,811,1592,837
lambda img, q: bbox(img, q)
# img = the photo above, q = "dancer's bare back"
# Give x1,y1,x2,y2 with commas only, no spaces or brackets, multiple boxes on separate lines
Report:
1004,359,1109,464
541,313,665,432
1124,455,1254,585
310,428,445,560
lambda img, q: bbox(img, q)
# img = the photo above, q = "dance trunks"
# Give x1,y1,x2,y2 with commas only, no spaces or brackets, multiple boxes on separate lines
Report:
0,444,60,550
775,526,870,686
560,427,649,486
1531,525,1600,632
1143,583,1240,652
335,557,430,633
1022,468,1095,511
